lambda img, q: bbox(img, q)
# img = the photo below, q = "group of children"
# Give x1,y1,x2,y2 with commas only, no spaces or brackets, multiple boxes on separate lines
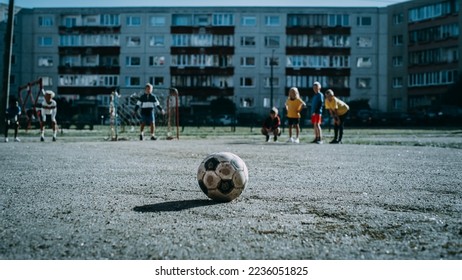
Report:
261,81,350,144
4,90,58,143
6,82,349,144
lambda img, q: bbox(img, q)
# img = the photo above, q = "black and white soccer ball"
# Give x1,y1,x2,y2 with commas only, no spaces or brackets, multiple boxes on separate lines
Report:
197,152,249,202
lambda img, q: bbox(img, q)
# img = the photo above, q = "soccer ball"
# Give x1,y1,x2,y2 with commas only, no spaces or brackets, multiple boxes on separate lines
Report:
197,152,249,202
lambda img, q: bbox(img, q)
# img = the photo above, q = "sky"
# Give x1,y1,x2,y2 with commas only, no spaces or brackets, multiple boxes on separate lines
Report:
3,0,410,8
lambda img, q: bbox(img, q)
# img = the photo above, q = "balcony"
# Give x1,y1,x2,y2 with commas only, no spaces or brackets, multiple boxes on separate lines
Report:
59,26,121,34
58,65,120,75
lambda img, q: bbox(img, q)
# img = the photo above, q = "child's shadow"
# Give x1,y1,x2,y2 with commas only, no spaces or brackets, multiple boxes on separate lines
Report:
133,199,220,213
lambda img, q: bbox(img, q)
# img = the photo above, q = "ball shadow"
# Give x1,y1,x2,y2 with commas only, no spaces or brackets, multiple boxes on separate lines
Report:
133,199,221,213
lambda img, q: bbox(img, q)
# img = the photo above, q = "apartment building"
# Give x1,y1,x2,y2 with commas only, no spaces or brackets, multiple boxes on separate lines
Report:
4,1,461,122
388,0,461,112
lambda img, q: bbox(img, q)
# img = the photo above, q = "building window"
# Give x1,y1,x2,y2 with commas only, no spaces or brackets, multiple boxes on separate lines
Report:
393,13,403,25
126,56,141,66
240,97,254,108
38,36,53,46
392,56,403,67
83,15,98,26
392,77,403,88
264,77,279,88
392,35,403,46
240,77,255,87
357,36,372,48
149,76,164,86
38,16,54,27
212,13,234,26
126,76,141,87
63,16,78,27
126,16,141,26
356,57,372,68
241,16,256,26
41,76,53,86
265,15,280,26
240,36,256,47
392,98,402,110
265,56,279,67
149,35,165,47
38,56,53,67
194,14,210,26
172,14,192,26
328,14,349,27
150,16,166,26
357,78,371,89
408,1,453,23
356,16,372,26
126,36,141,47
148,56,165,66
330,56,350,68
101,14,120,26
83,55,98,66
264,36,280,48
240,57,255,67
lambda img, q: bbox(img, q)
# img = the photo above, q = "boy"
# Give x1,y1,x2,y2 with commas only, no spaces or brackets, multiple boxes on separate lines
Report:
261,107,281,142
40,90,58,142
135,83,165,140
4,99,21,142
311,82,324,144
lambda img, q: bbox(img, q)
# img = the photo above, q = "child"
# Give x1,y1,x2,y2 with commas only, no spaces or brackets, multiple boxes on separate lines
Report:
311,81,324,144
285,87,306,143
261,107,281,142
40,90,58,142
325,89,349,144
135,83,165,140
4,99,21,142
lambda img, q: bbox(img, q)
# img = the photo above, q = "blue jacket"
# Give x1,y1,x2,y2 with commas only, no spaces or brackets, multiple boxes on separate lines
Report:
311,92,324,115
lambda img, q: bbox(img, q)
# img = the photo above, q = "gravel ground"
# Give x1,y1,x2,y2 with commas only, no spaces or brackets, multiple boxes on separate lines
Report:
1,135,461,260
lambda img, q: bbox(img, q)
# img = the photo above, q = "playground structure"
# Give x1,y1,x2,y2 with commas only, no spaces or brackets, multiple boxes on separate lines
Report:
108,87,180,141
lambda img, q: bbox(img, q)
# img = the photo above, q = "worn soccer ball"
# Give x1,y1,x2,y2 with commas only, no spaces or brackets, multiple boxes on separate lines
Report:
197,152,249,202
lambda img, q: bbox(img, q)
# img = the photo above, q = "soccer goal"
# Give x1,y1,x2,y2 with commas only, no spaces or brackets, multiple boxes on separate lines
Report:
115,87,180,140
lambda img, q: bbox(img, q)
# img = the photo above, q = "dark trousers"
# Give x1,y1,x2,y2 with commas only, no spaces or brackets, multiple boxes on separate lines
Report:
334,112,348,141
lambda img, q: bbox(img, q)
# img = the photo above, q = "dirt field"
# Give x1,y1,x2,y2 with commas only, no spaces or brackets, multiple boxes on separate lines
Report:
1,132,461,260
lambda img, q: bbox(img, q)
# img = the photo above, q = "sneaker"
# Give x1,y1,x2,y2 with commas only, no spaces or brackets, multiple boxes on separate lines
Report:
14,137,20,142
329,139,339,144
316,140,323,144
52,136,56,142
150,136,157,140
139,134,143,141
273,136,278,142
287,137,294,143
40,136,45,142
265,135,270,142
4,138,8,143
294,138,300,144
310,139,318,143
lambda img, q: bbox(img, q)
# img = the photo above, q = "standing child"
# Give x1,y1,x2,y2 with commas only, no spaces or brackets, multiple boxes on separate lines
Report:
311,81,324,144
39,90,58,142
135,83,165,140
4,99,21,142
261,107,281,142
285,87,306,143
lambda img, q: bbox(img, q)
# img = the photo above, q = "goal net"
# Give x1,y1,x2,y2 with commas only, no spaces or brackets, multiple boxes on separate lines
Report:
114,87,179,140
